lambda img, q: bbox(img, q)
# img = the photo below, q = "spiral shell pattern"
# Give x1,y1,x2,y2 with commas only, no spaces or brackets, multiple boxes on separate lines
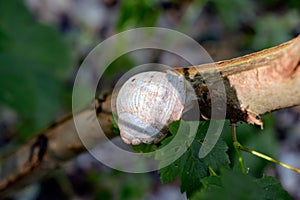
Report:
116,71,186,145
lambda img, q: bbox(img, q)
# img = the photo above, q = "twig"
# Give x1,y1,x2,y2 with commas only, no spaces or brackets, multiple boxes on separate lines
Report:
231,122,246,173
236,144,300,174
0,35,299,197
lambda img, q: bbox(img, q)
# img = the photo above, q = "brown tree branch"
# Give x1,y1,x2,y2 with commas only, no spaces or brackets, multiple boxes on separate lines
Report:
175,35,300,126
0,98,115,197
0,35,299,197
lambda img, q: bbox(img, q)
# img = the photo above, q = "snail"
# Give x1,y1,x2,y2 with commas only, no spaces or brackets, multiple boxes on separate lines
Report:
116,70,196,145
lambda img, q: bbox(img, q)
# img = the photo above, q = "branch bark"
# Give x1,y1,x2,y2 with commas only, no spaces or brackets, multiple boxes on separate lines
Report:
0,98,115,197
0,35,299,197
175,35,300,126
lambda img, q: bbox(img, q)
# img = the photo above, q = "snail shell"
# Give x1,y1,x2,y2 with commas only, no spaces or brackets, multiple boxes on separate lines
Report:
116,71,187,145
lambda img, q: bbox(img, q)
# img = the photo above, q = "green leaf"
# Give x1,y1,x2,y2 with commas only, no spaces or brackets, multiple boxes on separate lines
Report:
110,116,120,135
200,175,222,188
255,176,292,200
158,151,188,183
131,143,157,153
0,0,72,138
168,120,181,135
180,152,208,195
0,0,32,33
192,170,292,200
158,120,229,197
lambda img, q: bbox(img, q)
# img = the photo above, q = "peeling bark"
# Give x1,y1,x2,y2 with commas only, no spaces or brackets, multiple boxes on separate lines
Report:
0,35,299,197
225,36,300,125
175,35,300,126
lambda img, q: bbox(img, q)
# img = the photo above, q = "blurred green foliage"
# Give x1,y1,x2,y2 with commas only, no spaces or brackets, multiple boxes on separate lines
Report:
0,0,72,139
252,11,300,49
117,0,160,30
209,0,255,30
86,170,152,200
117,0,299,53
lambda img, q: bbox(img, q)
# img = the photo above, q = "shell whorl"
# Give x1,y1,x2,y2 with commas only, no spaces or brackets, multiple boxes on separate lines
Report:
116,71,186,145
